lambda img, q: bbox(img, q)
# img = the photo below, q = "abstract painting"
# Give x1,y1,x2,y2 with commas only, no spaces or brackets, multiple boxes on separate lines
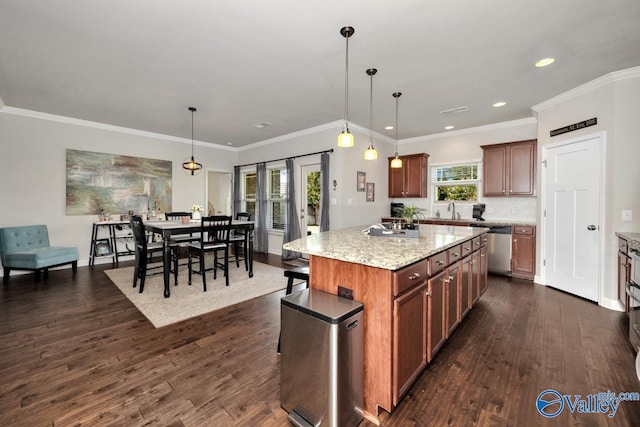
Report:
66,149,172,215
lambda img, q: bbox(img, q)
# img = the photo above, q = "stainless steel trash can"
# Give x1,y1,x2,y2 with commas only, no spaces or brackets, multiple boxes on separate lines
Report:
280,288,364,427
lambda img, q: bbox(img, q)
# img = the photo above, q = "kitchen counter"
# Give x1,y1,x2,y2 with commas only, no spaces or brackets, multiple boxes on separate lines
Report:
283,223,490,422
381,217,536,227
616,231,640,246
283,224,488,270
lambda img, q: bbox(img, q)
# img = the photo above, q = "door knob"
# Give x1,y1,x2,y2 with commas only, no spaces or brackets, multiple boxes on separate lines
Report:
587,225,597,231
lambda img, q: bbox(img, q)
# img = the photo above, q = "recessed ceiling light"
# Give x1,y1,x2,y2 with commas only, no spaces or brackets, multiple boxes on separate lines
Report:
227,142,233,146
444,125,454,130
385,125,394,130
535,57,555,67
493,101,506,107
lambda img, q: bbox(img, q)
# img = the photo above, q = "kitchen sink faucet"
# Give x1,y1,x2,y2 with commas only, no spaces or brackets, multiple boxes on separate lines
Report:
447,202,456,220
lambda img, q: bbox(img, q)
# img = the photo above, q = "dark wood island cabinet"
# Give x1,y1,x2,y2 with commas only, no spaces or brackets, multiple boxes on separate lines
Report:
283,224,488,423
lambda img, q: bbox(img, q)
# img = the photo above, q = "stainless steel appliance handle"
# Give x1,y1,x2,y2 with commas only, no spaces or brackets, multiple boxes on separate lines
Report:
626,282,640,305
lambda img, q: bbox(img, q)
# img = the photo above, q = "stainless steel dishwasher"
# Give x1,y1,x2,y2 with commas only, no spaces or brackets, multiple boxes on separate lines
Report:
471,223,512,275
487,225,512,275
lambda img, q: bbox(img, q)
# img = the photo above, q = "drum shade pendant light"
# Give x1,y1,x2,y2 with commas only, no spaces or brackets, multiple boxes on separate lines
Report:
182,107,203,176
390,92,403,168
337,26,355,148
364,68,378,160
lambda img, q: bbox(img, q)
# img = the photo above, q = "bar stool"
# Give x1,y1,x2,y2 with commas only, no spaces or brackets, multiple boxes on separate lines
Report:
284,265,309,294
278,265,310,353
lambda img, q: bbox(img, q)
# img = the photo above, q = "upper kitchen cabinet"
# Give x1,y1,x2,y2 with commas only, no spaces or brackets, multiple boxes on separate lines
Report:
481,140,537,197
388,153,429,198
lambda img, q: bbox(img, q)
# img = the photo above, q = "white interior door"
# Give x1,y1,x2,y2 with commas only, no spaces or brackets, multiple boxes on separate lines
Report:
543,134,602,302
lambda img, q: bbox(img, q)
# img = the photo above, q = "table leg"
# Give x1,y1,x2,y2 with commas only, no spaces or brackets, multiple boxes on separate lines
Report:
248,228,254,278
163,233,171,298
89,224,98,267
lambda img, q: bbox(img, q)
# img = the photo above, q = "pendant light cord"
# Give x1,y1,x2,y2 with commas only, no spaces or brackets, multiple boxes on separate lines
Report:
369,71,373,144
344,34,349,126
191,109,195,157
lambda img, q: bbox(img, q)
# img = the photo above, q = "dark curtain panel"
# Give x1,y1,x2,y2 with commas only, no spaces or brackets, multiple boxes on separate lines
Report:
255,163,268,253
233,166,241,216
320,152,330,232
282,158,302,260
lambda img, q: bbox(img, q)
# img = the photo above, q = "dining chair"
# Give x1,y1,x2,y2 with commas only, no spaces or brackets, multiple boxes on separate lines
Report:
187,215,232,290
230,212,251,271
165,211,201,283
130,215,172,293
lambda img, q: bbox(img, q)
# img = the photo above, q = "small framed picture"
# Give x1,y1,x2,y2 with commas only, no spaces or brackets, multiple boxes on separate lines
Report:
94,238,112,256
357,171,366,192
366,182,375,202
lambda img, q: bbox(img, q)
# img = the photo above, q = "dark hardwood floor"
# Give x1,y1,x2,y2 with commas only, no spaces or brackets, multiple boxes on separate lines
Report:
1,255,639,426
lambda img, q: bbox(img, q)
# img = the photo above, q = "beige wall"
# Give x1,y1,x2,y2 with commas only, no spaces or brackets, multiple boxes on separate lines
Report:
533,69,640,308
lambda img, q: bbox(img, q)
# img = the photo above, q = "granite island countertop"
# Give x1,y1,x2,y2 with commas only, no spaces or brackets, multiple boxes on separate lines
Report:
283,224,489,271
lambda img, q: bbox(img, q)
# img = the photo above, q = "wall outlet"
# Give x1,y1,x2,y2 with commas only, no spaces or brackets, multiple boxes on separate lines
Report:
622,210,633,221
511,207,517,215
338,285,354,300
331,198,337,206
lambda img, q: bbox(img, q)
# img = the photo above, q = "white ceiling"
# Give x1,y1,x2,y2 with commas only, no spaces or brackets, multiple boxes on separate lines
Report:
1,0,639,148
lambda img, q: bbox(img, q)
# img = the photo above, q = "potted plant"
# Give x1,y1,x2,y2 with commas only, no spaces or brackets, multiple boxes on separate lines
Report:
399,204,428,229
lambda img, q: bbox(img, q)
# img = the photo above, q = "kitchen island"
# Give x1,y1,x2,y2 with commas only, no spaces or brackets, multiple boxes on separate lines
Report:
283,224,489,423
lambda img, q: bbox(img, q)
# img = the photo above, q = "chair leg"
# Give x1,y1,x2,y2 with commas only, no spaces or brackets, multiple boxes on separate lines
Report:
72,261,77,274
3,267,10,284
234,242,240,268
286,277,294,294
139,256,147,293
224,248,229,287
201,253,207,292
188,252,193,286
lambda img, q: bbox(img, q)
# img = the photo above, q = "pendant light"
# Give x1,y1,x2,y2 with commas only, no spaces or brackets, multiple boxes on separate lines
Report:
364,68,378,160
182,107,203,176
337,26,355,148
390,92,403,168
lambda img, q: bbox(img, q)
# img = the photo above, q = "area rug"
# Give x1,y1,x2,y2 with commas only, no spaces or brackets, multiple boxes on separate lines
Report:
105,261,293,328
283,258,309,268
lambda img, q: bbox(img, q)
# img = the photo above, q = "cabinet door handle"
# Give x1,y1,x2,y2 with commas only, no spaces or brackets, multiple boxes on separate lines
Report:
474,242,480,246
409,273,421,280
425,291,432,297
520,229,528,233
514,238,517,242
465,247,471,252
451,253,459,258
444,277,450,284
436,260,445,266
449,275,454,281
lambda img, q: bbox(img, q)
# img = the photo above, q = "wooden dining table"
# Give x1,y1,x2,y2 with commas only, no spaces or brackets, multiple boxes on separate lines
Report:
144,219,255,298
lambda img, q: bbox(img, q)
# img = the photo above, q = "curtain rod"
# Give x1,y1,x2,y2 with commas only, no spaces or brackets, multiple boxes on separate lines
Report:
235,148,334,168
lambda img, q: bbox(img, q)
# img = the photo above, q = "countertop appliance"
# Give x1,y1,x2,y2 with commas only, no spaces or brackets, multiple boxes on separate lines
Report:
471,223,512,275
390,202,404,218
472,203,486,221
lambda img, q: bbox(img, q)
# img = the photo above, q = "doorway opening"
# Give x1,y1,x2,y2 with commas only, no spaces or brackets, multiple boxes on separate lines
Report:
207,171,232,216
301,164,321,238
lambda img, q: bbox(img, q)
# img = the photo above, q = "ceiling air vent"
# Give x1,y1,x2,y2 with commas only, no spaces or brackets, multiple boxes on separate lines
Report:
439,106,469,115
253,122,272,129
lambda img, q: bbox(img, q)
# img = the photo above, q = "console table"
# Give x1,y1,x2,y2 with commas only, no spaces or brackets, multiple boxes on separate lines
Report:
89,220,135,267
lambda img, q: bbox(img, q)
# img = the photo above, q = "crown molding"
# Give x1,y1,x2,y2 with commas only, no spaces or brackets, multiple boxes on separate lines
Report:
531,66,640,114
399,117,538,145
0,106,235,151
